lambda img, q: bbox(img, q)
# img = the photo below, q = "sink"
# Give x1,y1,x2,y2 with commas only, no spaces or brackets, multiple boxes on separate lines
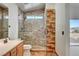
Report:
0,38,9,45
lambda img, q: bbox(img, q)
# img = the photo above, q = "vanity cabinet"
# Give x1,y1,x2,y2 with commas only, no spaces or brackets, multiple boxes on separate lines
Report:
16,43,23,56
3,41,24,56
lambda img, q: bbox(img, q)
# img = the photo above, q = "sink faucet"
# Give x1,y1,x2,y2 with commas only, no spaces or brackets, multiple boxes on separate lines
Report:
4,39,8,44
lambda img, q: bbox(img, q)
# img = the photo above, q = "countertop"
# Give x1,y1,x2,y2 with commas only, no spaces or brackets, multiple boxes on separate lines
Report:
0,40,23,56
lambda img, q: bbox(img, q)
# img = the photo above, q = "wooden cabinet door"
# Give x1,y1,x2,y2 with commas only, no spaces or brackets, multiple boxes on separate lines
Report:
11,48,16,56
4,52,10,56
16,42,24,56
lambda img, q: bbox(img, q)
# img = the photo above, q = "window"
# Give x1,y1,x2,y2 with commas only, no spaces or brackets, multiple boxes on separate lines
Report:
70,19,79,33
70,19,79,44
26,16,43,20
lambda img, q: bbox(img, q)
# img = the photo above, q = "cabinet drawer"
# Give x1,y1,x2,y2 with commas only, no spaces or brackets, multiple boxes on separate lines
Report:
11,48,16,56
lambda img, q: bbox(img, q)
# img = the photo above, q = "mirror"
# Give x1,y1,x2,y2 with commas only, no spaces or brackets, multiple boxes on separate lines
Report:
0,7,8,39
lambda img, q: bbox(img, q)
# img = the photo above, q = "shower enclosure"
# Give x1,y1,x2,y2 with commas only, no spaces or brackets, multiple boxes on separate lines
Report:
18,8,46,50
18,4,56,56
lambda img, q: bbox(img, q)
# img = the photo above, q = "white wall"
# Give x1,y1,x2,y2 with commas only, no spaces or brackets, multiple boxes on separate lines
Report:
3,4,19,40
55,3,70,56
70,45,79,56
70,4,79,19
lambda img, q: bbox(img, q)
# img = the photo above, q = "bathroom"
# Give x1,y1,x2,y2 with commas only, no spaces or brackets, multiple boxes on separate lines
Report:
1,3,79,56
0,3,56,56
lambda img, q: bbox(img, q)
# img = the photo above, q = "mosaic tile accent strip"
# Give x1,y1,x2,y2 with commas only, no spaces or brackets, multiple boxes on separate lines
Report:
46,9,55,55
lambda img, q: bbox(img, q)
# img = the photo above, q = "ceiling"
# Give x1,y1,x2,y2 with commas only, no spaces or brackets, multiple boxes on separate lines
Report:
16,3,45,12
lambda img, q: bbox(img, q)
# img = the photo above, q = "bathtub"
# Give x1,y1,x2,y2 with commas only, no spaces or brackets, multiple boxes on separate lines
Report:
70,38,79,56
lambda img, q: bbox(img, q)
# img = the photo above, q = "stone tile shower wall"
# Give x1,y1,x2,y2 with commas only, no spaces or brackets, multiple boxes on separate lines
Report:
19,9,46,48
